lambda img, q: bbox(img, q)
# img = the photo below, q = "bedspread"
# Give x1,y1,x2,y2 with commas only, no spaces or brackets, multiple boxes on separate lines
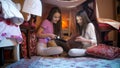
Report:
0,21,22,44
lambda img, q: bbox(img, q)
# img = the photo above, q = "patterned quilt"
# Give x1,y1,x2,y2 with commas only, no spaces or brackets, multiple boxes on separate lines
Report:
6,56,120,68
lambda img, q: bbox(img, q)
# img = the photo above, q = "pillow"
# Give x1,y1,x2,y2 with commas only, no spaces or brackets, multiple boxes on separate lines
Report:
86,44,120,60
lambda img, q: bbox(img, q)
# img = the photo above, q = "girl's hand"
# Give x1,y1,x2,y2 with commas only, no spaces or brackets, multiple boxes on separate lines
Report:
75,36,86,42
49,34,57,39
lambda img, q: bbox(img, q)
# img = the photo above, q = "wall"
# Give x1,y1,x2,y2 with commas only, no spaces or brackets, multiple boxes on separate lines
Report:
96,0,115,19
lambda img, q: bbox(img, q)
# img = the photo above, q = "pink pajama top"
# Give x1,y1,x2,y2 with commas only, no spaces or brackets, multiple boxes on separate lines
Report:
39,19,53,44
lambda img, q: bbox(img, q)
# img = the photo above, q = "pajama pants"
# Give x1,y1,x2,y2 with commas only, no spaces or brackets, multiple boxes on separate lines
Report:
37,42,63,56
68,49,86,57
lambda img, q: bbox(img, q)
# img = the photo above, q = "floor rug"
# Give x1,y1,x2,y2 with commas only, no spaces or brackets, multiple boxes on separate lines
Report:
6,56,120,68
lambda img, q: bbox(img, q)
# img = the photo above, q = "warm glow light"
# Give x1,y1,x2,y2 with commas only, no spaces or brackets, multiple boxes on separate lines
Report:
62,20,69,29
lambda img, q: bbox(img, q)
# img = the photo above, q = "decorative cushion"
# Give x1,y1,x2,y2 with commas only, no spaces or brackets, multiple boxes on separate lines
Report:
86,44,120,60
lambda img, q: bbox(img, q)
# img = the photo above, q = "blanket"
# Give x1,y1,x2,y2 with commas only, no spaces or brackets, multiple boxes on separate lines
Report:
6,56,120,68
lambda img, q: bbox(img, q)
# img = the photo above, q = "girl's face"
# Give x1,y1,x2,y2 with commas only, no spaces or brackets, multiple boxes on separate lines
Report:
76,16,82,25
52,12,61,24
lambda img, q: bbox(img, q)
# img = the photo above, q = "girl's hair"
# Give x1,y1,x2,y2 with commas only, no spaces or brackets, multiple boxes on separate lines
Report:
47,7,62,36
76,10,91,36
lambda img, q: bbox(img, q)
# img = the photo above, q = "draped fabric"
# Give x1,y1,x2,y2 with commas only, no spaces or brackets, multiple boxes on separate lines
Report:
21,27,37,58
0,20,23,44
0,0,23,44
21,32,27,58
20,30,37,58
29,32,37,56
0,0,24,25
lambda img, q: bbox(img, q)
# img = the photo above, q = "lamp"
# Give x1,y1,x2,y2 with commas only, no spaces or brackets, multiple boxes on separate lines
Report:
22,0,42,21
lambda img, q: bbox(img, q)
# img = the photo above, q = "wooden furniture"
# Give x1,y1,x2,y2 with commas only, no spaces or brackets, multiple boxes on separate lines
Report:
115,0,120,22
114,0,120,47
0,39,20,66
118,28,120,47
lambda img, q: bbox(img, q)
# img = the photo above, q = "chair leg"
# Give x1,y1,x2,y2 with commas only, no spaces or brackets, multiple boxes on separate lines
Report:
13,44,20,61
0,48,4,66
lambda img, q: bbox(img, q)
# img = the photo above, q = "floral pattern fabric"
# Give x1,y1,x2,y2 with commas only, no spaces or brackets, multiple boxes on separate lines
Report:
21,32,27,58
29,32,37,56
20,31,37,58
0,21,22,44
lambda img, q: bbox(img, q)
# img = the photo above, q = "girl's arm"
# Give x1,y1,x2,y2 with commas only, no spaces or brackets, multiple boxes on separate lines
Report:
75,23,97,45
37,27,56,39
75,36,92,43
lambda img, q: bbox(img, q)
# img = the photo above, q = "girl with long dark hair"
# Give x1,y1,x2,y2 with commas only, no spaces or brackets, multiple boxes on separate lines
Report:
37,7,63,56
68,10,97,56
